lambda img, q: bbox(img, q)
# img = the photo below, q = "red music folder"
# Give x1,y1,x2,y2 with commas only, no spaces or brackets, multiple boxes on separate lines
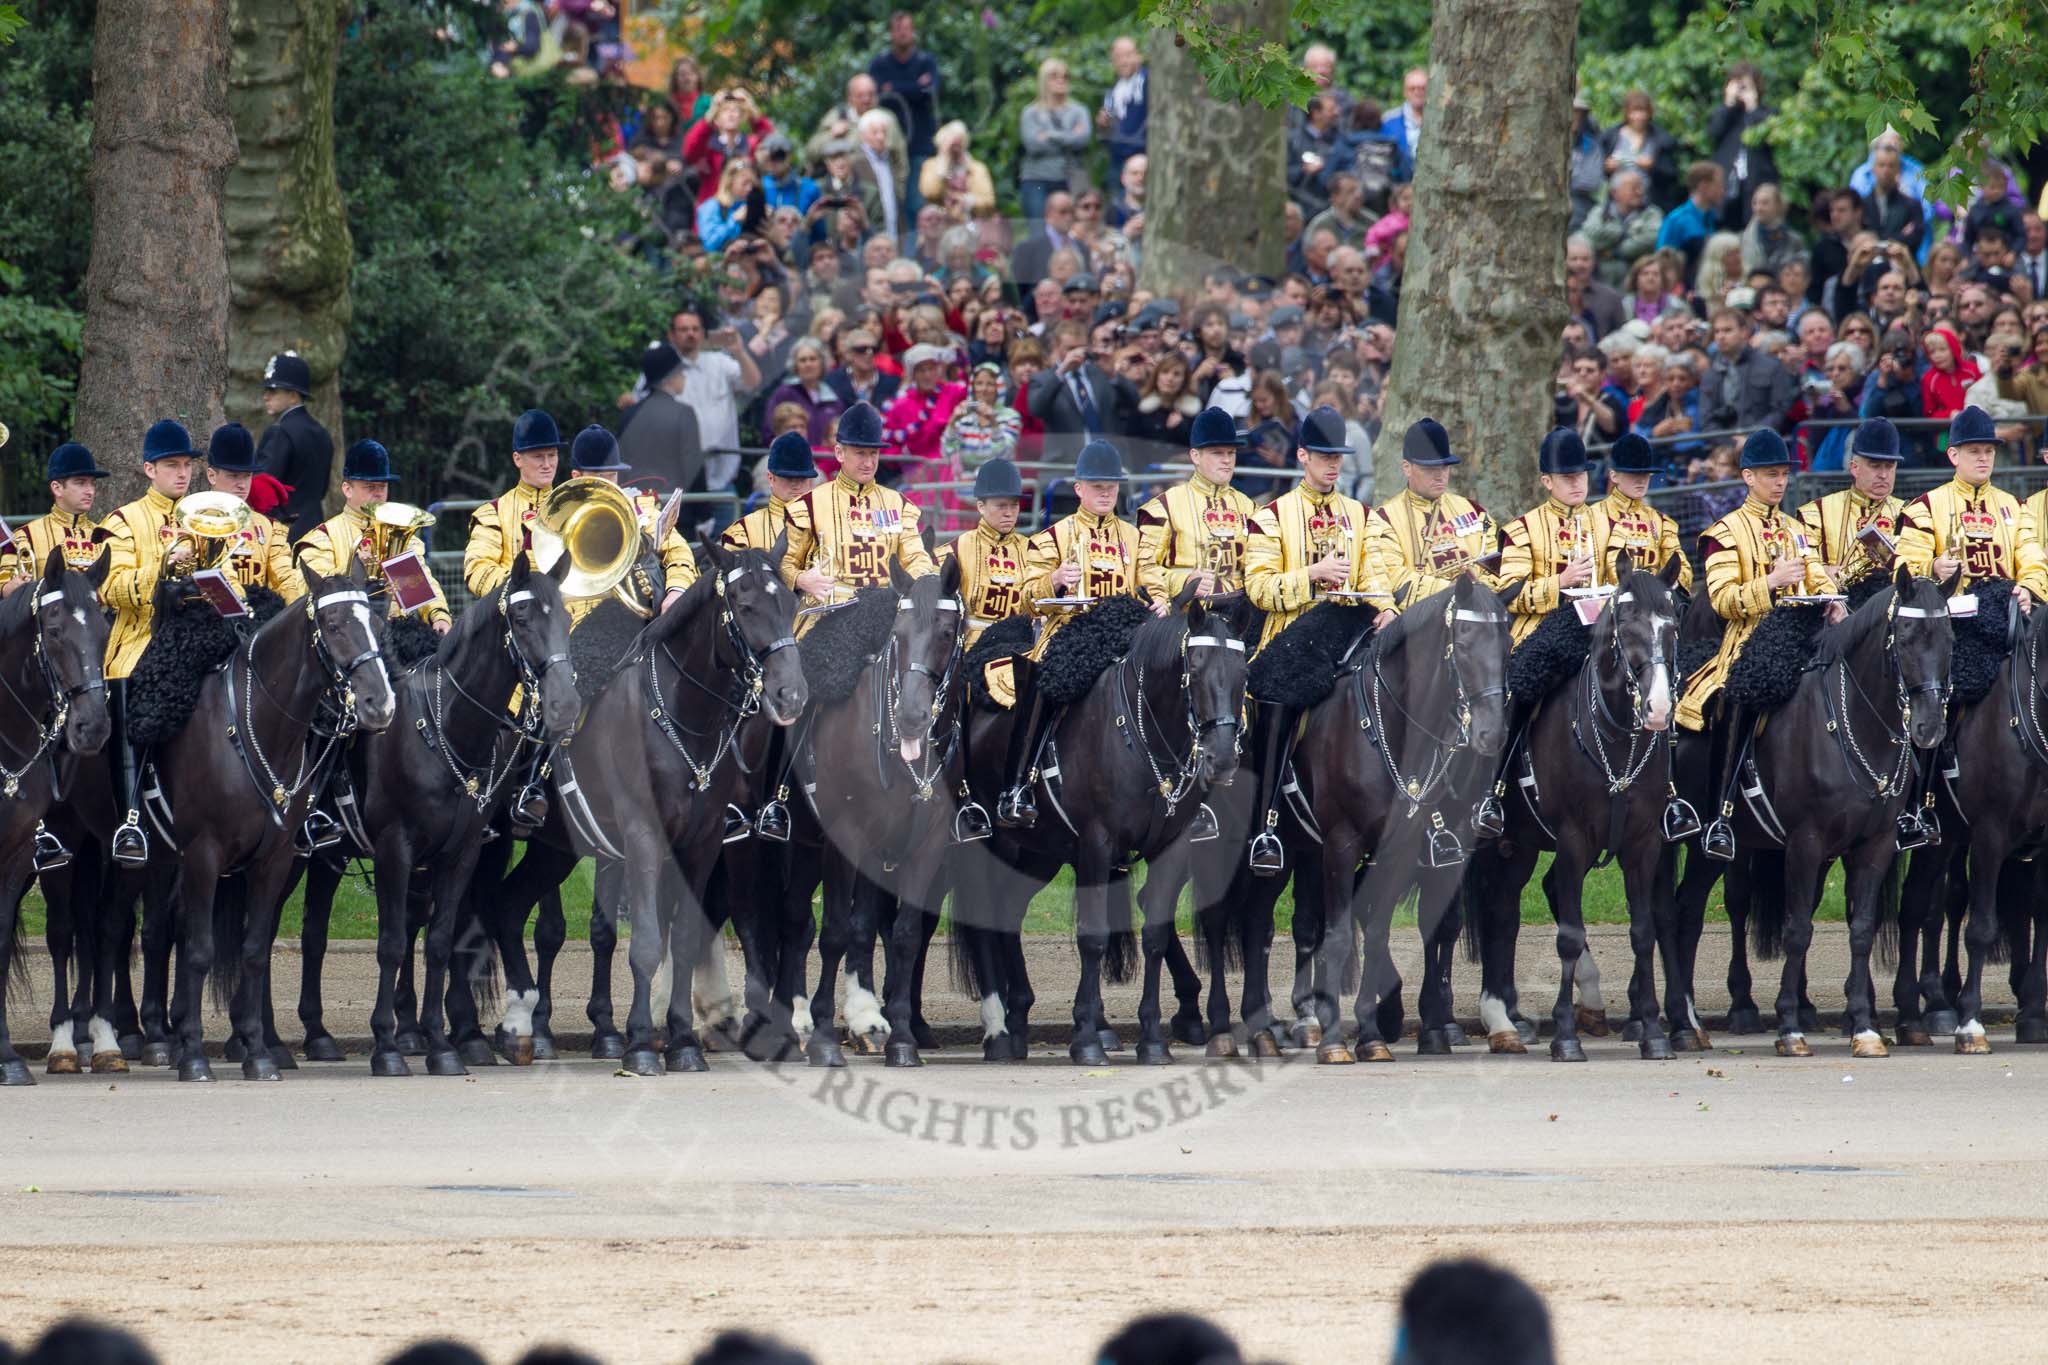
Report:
380,550,439,614
189,567,249,618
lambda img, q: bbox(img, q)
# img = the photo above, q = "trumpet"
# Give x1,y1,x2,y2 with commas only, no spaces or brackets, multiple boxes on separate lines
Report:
164,492,253,576
363,501,435,577
529,476,646,613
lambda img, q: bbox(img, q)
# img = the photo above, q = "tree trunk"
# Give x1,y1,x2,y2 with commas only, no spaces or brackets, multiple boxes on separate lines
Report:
225,0,352,509
74,0,237,507
1372,0,1582,518
1137,0,1288,297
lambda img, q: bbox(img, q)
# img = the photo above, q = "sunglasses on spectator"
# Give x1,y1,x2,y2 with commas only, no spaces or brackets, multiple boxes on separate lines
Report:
848,344,877,354
1077,200,1102,213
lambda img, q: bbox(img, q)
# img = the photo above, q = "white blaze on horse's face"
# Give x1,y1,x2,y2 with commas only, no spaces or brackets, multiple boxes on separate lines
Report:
1643,614,1675,732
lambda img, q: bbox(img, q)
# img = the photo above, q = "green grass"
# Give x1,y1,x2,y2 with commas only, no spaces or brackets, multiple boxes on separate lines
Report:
18,851,1849,941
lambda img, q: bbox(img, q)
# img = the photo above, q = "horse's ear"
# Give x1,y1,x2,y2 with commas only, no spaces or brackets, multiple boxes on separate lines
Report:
768,528,789,570
1894,562,1914,599
510,550,532,588
40,547,62,585
920,524,936,554
85,548,111,592
1607,543,1631,583
545,547,571,583
1659,552,1683,590
1496,578,1524,609
1186,596,1208,633
1941,565,1966,599
1170,577,1201,614
348,551,368,589
889,557,913,595
938,548,962,599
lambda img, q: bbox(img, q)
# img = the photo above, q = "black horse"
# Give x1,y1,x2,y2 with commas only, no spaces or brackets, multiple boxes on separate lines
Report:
956,587,1251,1065
1465,555,1694,1061
0,549,114,1086
1672,565,1953,1058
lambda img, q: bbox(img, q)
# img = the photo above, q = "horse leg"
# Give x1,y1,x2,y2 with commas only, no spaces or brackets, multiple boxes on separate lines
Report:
169,845,224,1082
1286,864,1325,1046
773,843,821,1055
1928,864,1968,1034
366,832,415,1078
805,845,853,1067
999,884,1035,1058
1478,843,1537,1057
1161,892,1205,1047
882,874,932,1069
1841,841,1892,1057
662,857,714,1074
417,877,468,1077
136,869,176,1066
1770,842,1823,1058
614,824,670,1078
483,852,547,1069
1240,864,1280,1057
42,870,79,1074
527,885,566,1062
1068,837,1115,1065
1345,838,1399,1062
1545,842,1603,1062
251,873,297,1071
296,855,345,1062
584,857,625,1058
2019,860,2048,1045
841,875,888,1056
1134,846,1188,1065
103,856,142,1057
1955,835,2010,1054
1892,845,1945,1046
393,900,427,1054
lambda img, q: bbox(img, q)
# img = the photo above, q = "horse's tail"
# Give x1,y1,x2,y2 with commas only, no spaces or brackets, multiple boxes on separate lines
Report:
3,890,26,1007
1746,850,1789,962
1195,890,1245,976
207,874,249,1012
1993,854,2029,967
1102,872,1138,986
1875,852,1902,970
949,916,987,1000
1460,851,1495,965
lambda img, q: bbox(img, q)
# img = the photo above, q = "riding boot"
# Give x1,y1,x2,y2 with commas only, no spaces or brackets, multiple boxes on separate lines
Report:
754,723,793,843
510,739,551,833
1472,696,1530,841
31,820,70,873
108,680,147,867
1661,725,1702,843
952,690,992,843
1246,702,1301,876
997,662,1051,830
1896,752,1933,850
1701,703,1751,862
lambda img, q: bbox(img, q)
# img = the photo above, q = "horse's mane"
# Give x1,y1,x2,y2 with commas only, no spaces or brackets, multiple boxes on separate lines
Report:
1613,567,1678,618
0,570,38,634
1127,605,1192,675
643,563,722,646
436,578,503,667
1811,583,1898,672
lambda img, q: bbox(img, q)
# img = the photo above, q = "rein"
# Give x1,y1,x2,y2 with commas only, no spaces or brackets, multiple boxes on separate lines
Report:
226,589,384,824
1363,599,1504,816
1562,590,1678,867
0,583,104,798
1114,628,1244,818
1818,597,1943,801
879,591,964,803
416,587,568,811
645,562,796,791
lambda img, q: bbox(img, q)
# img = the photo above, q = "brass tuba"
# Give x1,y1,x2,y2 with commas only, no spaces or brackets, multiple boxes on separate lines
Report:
529,476,645,612
363,501,435,578
165,492,253,576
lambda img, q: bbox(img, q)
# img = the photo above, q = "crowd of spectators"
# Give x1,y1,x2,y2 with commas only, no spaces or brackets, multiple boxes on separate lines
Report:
492,4,2048,534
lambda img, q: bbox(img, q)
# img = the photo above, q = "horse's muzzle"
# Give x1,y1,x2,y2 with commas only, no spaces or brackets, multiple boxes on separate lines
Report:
64,697,111,757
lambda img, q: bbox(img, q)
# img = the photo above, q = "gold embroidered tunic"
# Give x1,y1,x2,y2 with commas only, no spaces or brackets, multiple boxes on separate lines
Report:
101,488,178,679
1364,487,1497,612
1896,477,2047,597
463,482,549,599
0,509,100,583
1498,497,1594,645
1674,495,1832,731
1587,488,1693,592
935,520,1032,647
297,506,452,627
1243,483,1388,651
778,472,935,633
1135,473,1256,604
1020,509,1140,660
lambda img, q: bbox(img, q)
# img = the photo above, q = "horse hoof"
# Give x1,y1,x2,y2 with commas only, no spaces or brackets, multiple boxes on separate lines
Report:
505,1037,536,1067
883,1040,922,1069
1724,1007,1766,1035
177,1056,215,1083
1172,1014,1207,1047
1006,1031,1031,1061
456,1037,497,1067
1441,1021,1469,1046
1487,1029,1527,1055
0,1058,33,1086
529,1034,558,1062
1955,1030,1993,1056
1251,1031,1281,1060
1514,1016,1541,1045
242,1054,282,1082
370,1051,411,1078
1098,1026,1124,1053
1667,1027,1710,1053
1550,1037,1588,1062
806,1037,847,1069
270,1045,298,1071
303,1035,346,1063
140,1042,173,1068
2015,1018,2048,1045
1926,1009,1960,1035
1358,1040,1395,1063
1416,1028,1454,1056
1851,1033,1890,1059
1289,1018,1323,1050
45,1052,80,1076
223,1037,247,1062
1620,1018,1647,1043
118,1034,144,1061
664,1045,709,1073
846,1030,884,1057
1134,1041,1173,1066
90,1051,128,1075
1318,1041,1356,1065
1639,1035,1675,1060
619,1049,663,1077
1070,1039,1109,1066
1574,1006,1611,1038
1894,1023,1933,1047
426,1051,467,1078
1774,1034,1814,1058
912,1022,940,1052
982,1036,1013,1062
591,1033,626,1061
395,1031,429,1057
1204,1034,1239,1060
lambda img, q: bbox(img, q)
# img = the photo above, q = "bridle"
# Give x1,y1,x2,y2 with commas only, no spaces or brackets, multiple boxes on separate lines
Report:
1364,595,1507,816
418,585,573,811
228,587,388,822
883,590,964,802
0,578,107,799
1119,624,1246,817
646,558,798,791
1821,589,1949,800
1572,588,1677,798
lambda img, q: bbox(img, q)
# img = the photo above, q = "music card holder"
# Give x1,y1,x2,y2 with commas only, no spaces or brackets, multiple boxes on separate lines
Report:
1567,586,1615,626
189,567,249,618
0,517,15,555
656,490,684,543
1856,522,1896,565
380,550,439,614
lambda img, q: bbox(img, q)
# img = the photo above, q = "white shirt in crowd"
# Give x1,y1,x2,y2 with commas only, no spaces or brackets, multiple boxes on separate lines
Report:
678,349,745,489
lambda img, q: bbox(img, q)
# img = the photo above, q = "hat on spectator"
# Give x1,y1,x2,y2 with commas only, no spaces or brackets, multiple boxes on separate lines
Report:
1269,305,1305,329
46,442,109,482
1298,405,1353,455
1280,346,1316,378
343,439,399,484
1948,404,2000,449
1725,286,1758,313
836,400,889,448
1401,417,1459,467
641,341,683,388
1538,428,1588,475
512,409,562,453
1739,428,1793,468
1133,300,1179,330
1248,340,1283,372
765,431,819,479
571,424,629,472
1227,312,1253,331
261,350,312,396
142,419,198,463
818,138,856,159
901,343,949,374
1607,432,1656,474
1073,439,1127,482
206,422,260,472
973,457,1024,501
757,133,793,160
1850,417,1902,462
1189,406,1246,451
1063,273,1100,295
1239,275,1277,301
1092,301,1127,329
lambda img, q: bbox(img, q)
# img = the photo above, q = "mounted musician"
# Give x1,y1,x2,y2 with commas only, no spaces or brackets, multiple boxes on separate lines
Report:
0,441,109,591
464,409,563,602
295,439,452,632
1587,433,1692,597
1365,417,1498,612
721,432,817,554
1136,406,1255,607
778,400,934,621
1498,429,1599,647
1795,417,1906,591
557,423,695,621
1895,405,2046,604
935,455,1031,650
202,422,306,603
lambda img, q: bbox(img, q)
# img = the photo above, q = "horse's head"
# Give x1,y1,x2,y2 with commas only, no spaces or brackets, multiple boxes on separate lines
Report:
503,550,580,739
37,547,111,756
886,555,965,765
1892,562,1954,751
1450,572,1515,757
305,558,397,732
1607,550,1685,733
1181,586,1250,786
704,533,806,725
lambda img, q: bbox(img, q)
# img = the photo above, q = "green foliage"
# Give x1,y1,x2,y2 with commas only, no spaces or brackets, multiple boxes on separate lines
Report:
333,11,686,503
0,261,82,503
1141,0,1333,110
0,5,93,308
0,5,23,46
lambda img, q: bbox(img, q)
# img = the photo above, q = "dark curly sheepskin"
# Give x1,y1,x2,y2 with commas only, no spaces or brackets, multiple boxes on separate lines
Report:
570,598,649,704
964,615,1037,708
126,584,287,748
1245,600,1376,707
385,614,442,672
1506,605,1592,706
1724,603,1827,711
1676,587,1727,688
1951,576,2015,707
797,586,897,706
1037,594,1156,706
